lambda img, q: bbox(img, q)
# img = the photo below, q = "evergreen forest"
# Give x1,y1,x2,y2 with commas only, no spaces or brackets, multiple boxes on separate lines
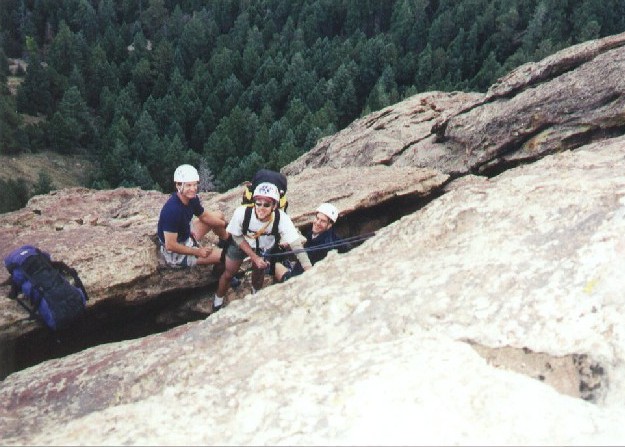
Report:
1,0,625,210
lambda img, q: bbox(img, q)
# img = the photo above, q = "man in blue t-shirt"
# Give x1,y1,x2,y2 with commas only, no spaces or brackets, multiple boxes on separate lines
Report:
157,164,228,268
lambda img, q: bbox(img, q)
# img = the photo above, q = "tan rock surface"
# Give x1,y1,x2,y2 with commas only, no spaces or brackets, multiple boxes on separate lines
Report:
445,36,625,172
283,91,484,175
2,139,625,444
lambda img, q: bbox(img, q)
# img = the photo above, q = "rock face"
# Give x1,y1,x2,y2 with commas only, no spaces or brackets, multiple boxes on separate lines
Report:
3,32,625,444
284,32,625,177
2,137,625,445
282,90,484,174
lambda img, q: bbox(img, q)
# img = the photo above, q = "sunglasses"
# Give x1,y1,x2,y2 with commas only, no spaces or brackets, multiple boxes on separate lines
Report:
254,201,274,208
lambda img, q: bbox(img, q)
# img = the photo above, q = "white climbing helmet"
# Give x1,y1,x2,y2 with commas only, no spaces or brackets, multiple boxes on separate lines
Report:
316,203,339,223
173,164,199,183
253,182,280,202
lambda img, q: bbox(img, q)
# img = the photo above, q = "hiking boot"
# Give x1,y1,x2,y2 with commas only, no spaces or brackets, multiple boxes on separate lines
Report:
279,269,293,283
230,276,242,289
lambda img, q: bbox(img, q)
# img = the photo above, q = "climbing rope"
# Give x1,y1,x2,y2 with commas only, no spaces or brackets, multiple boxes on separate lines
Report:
226,232,376,282
263,231,376,258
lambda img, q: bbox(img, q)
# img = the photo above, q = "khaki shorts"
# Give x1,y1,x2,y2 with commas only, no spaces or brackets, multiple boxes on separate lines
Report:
225,242,248,261
160,238,198,267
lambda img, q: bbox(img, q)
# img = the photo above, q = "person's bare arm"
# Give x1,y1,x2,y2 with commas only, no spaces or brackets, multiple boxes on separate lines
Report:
290,239,312,271
163,231,212,258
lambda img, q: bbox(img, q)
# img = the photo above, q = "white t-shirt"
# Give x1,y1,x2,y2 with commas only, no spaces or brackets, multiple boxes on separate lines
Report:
227,206,301,251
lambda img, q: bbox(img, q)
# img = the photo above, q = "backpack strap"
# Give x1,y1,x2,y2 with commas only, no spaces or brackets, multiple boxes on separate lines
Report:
240,206,259,254
272,209,281,246
242,206,253,235
251,215,274,240
12,293,39,321
3,272,43,323
241,182,254,206
3,276,20,300
51,260,89,302
266,210,284,272
242,206,281,256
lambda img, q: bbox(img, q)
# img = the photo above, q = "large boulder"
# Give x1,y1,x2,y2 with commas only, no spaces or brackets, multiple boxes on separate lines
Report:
282,91,484,175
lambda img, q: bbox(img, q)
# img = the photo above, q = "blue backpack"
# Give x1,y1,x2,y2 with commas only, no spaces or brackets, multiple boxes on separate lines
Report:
4,245,88,331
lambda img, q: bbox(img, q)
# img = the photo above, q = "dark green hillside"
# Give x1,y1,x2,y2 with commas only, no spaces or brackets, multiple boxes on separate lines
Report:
1,0,624,198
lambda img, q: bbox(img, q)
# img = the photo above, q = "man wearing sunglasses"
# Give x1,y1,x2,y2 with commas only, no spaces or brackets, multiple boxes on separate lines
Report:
213,182,312,310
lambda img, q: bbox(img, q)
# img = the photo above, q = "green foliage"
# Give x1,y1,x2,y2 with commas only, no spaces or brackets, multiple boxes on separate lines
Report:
0,178,30,214
3,0,625,192
0,48,9,86
15,54,55,116
47,86,95,153
0,93,22,155
33,170,54,196
48,21,88,77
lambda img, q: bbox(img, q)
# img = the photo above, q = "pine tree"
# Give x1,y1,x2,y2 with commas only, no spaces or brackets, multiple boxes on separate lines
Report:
48,86,94,152
0,94,23,155
16,53,54,116
198,158,217,192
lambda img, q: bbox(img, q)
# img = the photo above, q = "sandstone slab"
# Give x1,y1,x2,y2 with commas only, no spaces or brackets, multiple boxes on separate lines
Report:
2,138,625,445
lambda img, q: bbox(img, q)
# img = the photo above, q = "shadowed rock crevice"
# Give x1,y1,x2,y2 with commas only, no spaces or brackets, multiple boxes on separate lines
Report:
469,343,607,403
365,109,393,128
336,190,443,239
383,136,435,166
474,124,625,177
0,287,211,380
